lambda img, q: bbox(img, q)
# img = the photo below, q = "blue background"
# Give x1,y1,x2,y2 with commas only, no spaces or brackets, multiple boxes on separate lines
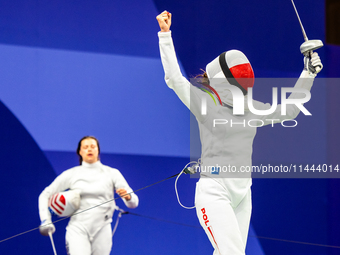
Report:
0,0,339,254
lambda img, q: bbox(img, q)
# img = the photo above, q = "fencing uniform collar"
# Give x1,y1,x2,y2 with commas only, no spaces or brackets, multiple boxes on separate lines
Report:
82,161,102,168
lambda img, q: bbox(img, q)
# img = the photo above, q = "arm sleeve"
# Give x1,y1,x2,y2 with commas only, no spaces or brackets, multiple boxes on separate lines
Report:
254,70,315,125
158,31,208,121
113,170,139,209
38,170,72,222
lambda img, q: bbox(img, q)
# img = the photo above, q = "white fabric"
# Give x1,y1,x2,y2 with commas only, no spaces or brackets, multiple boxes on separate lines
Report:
66,223,112,255
195,178,251,255
158,31,314,255
211,78,250,110
225,50,249,68
39,161,138,254
206,56,221,80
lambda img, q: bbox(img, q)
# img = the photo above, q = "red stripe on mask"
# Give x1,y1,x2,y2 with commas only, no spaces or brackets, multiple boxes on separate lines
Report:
59,194,66,205
54,194,65,212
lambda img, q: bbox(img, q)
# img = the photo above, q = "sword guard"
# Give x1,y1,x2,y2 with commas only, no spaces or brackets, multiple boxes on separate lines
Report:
300,40,323,56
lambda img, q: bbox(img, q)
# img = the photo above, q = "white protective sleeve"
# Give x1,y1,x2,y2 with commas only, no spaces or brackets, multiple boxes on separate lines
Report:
38,163,139,223
110,167,139,209
38,170,73,222
159,31,315,126
158,31,208,123
251,70,315,125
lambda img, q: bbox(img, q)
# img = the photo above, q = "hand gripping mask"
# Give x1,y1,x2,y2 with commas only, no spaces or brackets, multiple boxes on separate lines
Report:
48,190,80,217
206,50,254,95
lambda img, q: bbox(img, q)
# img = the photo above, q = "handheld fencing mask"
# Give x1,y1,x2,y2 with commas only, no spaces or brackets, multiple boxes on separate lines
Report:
48,190,80,217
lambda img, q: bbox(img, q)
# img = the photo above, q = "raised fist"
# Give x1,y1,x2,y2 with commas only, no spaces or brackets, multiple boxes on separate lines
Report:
156,11,172,32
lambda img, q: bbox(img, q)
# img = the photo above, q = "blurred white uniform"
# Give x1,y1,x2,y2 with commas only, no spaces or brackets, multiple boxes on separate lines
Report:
158,31,314,254
39,161,139,255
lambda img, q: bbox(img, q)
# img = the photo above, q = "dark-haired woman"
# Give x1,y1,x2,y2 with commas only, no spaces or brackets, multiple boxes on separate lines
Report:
38,136,138,255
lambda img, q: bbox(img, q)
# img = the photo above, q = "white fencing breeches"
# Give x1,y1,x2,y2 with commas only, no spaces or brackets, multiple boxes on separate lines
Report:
65,223,112,255
195,178,252,255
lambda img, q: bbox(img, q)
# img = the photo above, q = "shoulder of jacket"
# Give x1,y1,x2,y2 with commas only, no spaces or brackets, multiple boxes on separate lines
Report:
101,164,120,173
60,165,82,174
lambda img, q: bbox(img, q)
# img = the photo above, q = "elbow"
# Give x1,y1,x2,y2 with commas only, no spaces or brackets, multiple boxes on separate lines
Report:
38,189,48,203
165,77,174,89
285,107,300,120
165,76,180,90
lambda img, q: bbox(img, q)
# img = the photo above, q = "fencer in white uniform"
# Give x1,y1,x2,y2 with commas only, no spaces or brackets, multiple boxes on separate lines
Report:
38,136,138,255
156,11,322,255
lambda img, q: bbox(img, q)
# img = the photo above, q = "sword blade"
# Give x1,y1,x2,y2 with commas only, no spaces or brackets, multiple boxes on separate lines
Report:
291,0,309,41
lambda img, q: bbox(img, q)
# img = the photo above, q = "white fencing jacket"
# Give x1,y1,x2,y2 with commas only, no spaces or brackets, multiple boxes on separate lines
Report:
39,161,138,237
158,31,314,206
